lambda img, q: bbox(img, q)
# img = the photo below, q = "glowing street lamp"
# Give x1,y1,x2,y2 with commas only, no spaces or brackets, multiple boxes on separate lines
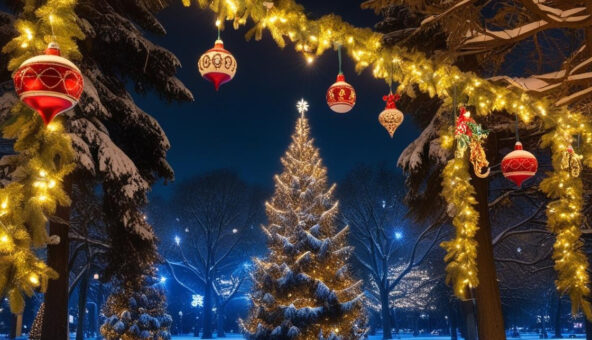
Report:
160,276,167,283
174,235,181,245
394,231,403,240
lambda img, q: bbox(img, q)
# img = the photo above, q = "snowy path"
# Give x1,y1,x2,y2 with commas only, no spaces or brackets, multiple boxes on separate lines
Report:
171,334,584,340
1,333,580,339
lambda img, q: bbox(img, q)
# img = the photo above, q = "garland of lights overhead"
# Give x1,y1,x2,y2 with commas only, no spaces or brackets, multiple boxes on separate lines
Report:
184,0,592,316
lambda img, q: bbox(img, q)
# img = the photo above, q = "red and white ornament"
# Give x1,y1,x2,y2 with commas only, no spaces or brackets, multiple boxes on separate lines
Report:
501,141,538,187
326,73,356,113
13,42,84,125
378,93,403,138
198,39,237,91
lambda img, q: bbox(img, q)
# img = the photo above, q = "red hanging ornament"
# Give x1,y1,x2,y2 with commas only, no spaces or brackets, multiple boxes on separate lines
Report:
501,141,538,187
326,73,356,113
13,42,84,125
378,93,403,137
198,39,237,91
455,107,474,137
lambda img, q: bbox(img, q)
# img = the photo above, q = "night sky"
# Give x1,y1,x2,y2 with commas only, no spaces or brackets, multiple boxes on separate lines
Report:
135,1,420,197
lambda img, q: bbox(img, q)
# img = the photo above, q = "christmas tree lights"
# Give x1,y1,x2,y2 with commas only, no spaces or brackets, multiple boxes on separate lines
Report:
241,101,366,339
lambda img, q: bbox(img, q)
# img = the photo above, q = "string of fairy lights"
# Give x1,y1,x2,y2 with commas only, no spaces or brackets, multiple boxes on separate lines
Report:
0,0,591,319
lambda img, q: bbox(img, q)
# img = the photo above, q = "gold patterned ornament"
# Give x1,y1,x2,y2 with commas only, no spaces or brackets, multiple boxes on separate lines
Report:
561,145,583,178
378,92,404,137
198,38,237,91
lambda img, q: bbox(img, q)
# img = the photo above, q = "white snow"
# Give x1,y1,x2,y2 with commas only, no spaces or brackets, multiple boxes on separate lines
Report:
168,333,583,340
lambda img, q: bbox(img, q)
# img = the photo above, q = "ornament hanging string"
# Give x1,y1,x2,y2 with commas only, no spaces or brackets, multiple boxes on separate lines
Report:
49,13,56,43
337,43,343,75
387,59,394,94
515,113,520,142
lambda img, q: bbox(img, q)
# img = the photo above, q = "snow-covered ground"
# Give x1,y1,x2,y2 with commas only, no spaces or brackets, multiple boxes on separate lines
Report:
3,333,584,339
171,333,584,340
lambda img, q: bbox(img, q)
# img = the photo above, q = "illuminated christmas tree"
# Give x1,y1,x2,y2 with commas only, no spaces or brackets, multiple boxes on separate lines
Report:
242,100,366,340
101,276,172,340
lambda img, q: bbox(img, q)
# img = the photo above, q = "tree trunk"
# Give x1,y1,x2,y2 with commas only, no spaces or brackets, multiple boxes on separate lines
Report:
380,288,392,339
9,313,22,339
471,171,506,339
460,297,478,340
76,267,90,340
390,308,398,334
202,280,213,339
449,300,458,340
194,315,200,337
216,305,226,338
88,301,97,338
554,296,563,338
41,176,72,340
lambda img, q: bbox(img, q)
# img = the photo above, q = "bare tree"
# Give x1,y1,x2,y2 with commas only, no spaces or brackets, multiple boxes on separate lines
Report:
160,170,265,338
338,165,444,339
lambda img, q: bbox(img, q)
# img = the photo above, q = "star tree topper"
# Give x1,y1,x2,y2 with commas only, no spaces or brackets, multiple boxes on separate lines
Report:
297,98,309,116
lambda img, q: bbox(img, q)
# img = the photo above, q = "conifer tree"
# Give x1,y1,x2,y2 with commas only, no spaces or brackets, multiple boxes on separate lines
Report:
243,108,366,340
101,275,173,340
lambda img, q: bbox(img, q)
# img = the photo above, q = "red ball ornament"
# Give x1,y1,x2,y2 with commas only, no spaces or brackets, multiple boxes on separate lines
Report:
326,73,356,113
13,42,84,125
501,141,538,187
198,39,237,91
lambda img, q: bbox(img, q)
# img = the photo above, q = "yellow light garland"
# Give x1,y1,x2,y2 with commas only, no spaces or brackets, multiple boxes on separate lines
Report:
180,0,592,316
0,0,81,314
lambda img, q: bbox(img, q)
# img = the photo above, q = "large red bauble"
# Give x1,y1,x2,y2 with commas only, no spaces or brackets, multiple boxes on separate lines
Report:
198,39,237,91
326,73,356,113
501,141,538,187
13,43,83,125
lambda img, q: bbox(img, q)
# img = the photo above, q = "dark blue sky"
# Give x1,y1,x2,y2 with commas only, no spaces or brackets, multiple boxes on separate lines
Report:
135,0,420,197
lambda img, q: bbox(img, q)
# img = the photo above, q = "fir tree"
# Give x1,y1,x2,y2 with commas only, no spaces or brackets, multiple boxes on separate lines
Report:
243,110,366,340
0,0,192,337
101,276,173,340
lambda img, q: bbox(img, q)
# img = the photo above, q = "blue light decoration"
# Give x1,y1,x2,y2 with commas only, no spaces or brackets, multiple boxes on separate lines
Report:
191,294,204,308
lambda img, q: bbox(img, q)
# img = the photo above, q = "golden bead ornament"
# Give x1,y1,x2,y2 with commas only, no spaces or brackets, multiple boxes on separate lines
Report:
378,92,404,138
561,145,583,178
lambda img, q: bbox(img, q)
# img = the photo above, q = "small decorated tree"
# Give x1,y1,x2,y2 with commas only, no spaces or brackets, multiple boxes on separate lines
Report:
101,276,172,340
242,103,366,339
